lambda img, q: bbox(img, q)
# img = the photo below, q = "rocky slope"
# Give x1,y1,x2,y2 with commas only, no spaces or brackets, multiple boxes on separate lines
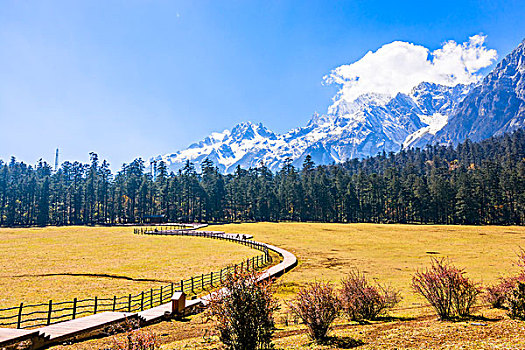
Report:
433,39,525,145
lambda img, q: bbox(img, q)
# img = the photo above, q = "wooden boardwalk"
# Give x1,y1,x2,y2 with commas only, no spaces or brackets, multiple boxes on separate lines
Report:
38,312,136,342
0,225,297,350
137,303,171,323
0,328,39,347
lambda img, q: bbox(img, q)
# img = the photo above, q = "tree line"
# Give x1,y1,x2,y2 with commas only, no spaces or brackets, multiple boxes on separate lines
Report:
1,130,524,227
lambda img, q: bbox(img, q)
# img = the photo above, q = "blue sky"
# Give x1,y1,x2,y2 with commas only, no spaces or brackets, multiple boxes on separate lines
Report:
1,0,524,169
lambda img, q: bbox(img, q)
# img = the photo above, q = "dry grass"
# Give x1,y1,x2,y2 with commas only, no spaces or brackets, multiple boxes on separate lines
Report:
212,223,525,311
5,223,525,349
49,307,525,350
0,226,259,307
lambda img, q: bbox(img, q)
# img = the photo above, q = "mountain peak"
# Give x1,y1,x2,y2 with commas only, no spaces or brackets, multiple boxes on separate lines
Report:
153,82,477,173
433,38,525,145
229,121,277,142
151,39,524,174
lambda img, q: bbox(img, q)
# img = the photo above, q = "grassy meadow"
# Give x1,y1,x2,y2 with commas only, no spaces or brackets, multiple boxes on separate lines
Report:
3,223,524,310
0,226,259,307
210,223,525,310
42,222,525,350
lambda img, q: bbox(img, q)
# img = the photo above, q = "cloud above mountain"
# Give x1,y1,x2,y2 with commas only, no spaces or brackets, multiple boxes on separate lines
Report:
324,34,497,111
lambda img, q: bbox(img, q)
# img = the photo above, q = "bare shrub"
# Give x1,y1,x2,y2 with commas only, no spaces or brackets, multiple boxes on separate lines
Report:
412,258,482,320
339,269,401,321
105,320,158,350
288,282,341,341
507,282,525,320
206,271,278,350
485,248,525,312
485,277,521,309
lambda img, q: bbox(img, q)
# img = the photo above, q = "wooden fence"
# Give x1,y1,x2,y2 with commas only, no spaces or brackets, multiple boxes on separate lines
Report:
0,228,271,329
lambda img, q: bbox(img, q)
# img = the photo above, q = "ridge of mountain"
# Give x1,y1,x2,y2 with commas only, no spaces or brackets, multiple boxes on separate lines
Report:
433,38,525,145
151,39,525,174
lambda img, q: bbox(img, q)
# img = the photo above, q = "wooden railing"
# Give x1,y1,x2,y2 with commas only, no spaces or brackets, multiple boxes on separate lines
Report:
0,227,271,329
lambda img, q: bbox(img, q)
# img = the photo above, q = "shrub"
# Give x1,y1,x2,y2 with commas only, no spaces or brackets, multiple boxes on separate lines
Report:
339,269,400,321
103,319,158,350
288,282,341,341
485,277,520,309
107,328,158,350
507,282,525,320
412,258,482,320
206,271,278,350
485,248,525,312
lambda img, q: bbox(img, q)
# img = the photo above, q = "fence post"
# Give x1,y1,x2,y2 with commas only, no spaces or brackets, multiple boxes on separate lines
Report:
160,286,163,304
220,268,223,283
112,296,116,311
47,300,52,325
72,298,77,319
181,279,184,293
210,272,213,287
141,292,144,311
201,274,204,290
128,294,132,312
191,276,194,294
16,302,23,329
150,288,153,308
94,296,98,314
171,282,174,296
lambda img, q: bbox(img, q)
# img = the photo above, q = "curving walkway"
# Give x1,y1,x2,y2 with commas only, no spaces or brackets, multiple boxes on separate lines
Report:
0,224,297,349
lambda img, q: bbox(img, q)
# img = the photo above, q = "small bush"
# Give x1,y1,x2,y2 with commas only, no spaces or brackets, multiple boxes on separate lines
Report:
507,282,525,320
485,277,520,309
412,258,481,320
485,248,525,313
107,328,158,350
288,282,341,341
103,318,158,350
206,271,278,350
339,269,400,321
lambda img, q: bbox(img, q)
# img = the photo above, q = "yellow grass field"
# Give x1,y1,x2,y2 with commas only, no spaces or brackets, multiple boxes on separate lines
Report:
0,226,259,307
44,223,525,350
211,223,525,310
3,223,523,309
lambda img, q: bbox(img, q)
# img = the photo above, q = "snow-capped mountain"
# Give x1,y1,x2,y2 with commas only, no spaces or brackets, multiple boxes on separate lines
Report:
152,82,472,173
433,38,525,145
402,82,473,148
152,38,525,174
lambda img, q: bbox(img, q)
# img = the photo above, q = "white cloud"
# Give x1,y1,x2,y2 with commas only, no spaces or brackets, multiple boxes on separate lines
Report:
324,34,497,110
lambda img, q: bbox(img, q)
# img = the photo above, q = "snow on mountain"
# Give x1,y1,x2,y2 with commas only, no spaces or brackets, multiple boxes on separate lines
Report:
152,82,472,173
402,82,473,148
150,122,285,173
433,38,525,145
150,35,507,174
